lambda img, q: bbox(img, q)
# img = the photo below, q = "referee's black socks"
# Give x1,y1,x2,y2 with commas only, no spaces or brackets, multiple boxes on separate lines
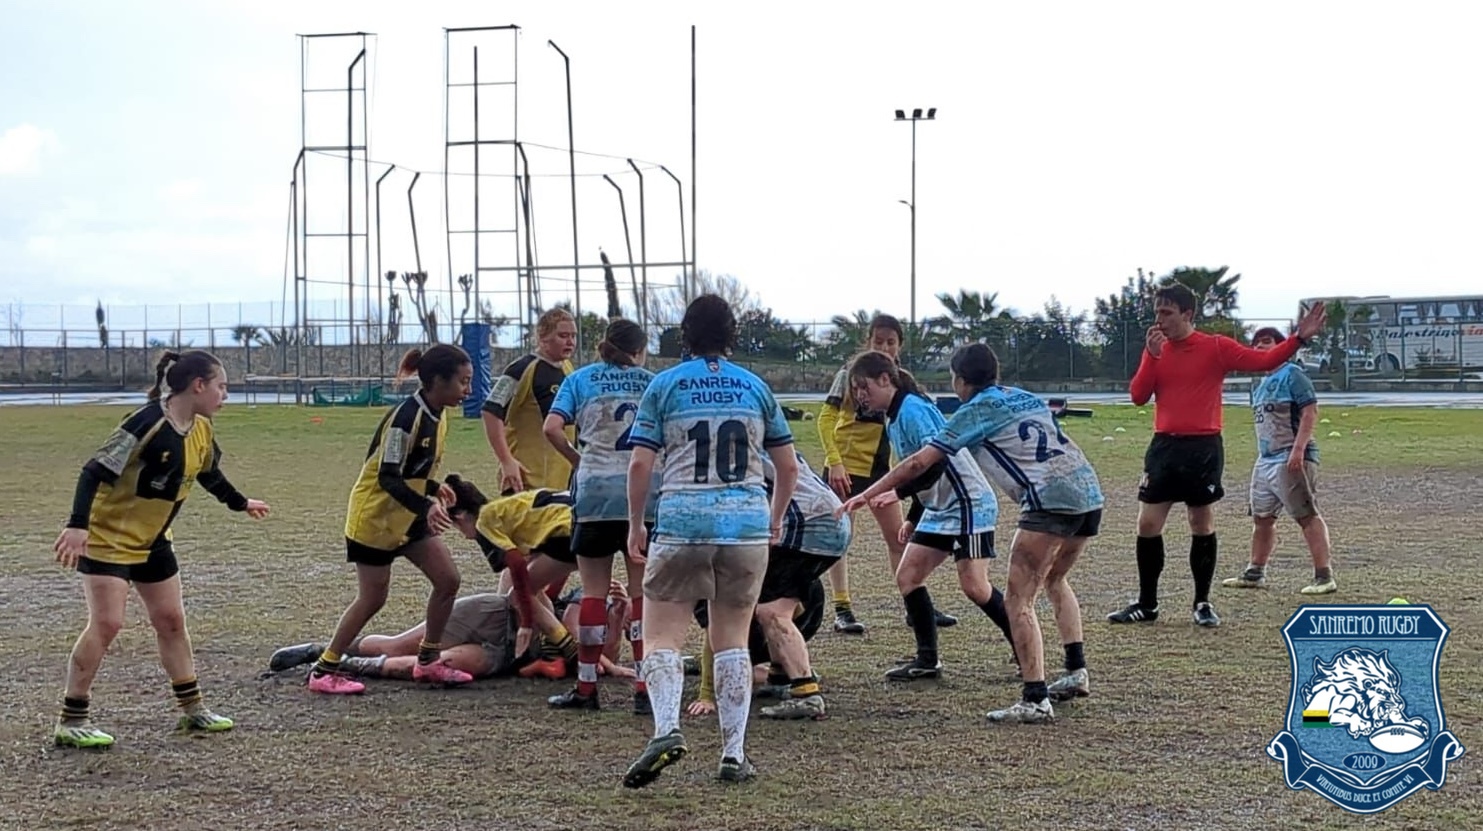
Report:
1190,533,1218,605
1136,535,1165,609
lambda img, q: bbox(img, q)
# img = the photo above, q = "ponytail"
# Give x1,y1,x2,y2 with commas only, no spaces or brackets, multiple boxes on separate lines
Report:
597,340,634,367
596,318,646,367
896,367,925,399
396,348,423,382
444,473,489,518
148,351,182,402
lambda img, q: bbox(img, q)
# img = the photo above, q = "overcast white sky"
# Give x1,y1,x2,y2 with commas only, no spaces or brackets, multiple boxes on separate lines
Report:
3,0,1481,332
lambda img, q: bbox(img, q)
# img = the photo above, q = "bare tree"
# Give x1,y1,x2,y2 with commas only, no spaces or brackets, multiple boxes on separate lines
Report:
644,269,760,329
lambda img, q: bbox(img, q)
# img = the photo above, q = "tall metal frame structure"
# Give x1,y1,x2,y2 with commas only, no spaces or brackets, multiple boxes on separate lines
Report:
443,26,524,342
291,32,373,389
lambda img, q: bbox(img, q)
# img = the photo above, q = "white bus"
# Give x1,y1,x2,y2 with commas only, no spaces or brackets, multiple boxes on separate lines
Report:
1299,295,1483,373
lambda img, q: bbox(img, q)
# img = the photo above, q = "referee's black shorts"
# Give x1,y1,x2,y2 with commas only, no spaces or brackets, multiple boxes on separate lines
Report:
1138,433,1225,507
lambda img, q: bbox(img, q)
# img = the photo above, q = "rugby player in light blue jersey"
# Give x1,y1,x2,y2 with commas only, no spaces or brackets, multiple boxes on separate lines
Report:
845,344,1104,723
840,350,1015,684
542,318,658,715
621,295,799,788
1222,326,1334,595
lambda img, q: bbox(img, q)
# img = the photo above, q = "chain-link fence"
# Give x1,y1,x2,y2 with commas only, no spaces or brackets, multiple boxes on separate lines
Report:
3,300,1400,395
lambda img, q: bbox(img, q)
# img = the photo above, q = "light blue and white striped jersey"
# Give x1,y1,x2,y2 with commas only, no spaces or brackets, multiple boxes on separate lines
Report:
550,362,658,522
931,385,1105,515
886,389,998,536
1252,363,1320,463
628,356,794,544
763,450,852,558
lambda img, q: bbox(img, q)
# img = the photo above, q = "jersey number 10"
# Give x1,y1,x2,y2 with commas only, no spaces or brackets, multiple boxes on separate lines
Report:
686,419,749,484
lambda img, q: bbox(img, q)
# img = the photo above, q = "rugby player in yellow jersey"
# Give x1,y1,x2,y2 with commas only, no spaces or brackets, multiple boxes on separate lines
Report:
52,350,270,749
444,475,583,679
308,345,474,695
817,314,956,633
482,307,577,493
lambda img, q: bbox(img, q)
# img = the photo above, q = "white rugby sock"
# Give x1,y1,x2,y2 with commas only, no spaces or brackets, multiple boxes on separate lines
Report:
641,649,683,738
714,647,753,762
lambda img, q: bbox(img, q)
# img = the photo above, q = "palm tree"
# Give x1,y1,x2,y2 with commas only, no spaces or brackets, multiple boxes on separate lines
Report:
1160,266,1241,321
925,289,1013,353
230,325,264,346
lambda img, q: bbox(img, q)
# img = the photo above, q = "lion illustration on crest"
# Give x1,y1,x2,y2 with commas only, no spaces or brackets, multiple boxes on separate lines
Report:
1301,647,1429,741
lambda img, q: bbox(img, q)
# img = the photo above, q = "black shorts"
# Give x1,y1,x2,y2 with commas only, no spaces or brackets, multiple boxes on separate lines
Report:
847,474,880,499
571,520,651,560
77,543,179,584
909,530,996,562
748,577,826,665
1139,434,1225,507
346,518,432,567
758,550,838,605
533,536,576,565
1018,509,1102,538
692,577,826,666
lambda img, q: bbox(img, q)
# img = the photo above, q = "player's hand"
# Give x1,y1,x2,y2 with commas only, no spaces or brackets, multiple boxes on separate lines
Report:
426,500,453,535
436,482,457,507
499,459,529,494
686,699,716,717
1286,449,1305,473
244,499,270,519
626,526,648,565
827,464,851,499
515,626,534,658
769,523,782,545
608,579,629,603
869,490,900,510
1146,326,1167,358
1297,301,1328,342
898,522,914,547
835,495,864,519
53,528,88,570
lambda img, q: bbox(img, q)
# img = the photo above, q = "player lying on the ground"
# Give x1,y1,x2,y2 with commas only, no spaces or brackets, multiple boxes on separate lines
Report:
447,474,584,677
269,569,636,682
686,576,827,720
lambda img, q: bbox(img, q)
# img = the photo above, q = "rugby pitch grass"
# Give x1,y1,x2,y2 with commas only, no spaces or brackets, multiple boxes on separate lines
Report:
0,401,1479,830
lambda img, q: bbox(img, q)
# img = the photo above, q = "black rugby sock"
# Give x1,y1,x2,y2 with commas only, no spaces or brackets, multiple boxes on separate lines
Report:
902,587,939,663
1190,533,1217,605
1136,535,1165,609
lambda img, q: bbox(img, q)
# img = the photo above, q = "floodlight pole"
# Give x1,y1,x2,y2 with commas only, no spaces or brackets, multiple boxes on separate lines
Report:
659,165,687,308
894,106,935,364
550,40,582,353
602,174,640,328
627,159,647,330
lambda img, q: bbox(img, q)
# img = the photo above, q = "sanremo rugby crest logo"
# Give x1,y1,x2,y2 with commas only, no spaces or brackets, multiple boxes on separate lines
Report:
1267,604,1465,813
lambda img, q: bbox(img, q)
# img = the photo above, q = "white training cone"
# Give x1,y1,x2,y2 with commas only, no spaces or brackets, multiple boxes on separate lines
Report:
1102,436,1115,442
1327,430,1342,437
1115,426,1127,433
1320,418,1331,424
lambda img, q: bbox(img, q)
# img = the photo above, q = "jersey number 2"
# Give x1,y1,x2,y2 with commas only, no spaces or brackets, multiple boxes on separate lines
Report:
1018,419,1068,463
686,419,749,483
613,402,638,451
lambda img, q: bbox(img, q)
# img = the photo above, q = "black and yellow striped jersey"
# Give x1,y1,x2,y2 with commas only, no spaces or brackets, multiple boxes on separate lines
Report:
482,353,575,490
475,488,573,563
345,392,448,551
70,401,247,565
818,367,892,478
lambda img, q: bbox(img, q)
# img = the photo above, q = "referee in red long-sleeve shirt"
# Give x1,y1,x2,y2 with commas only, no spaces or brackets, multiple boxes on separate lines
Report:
1107,284,1326,627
